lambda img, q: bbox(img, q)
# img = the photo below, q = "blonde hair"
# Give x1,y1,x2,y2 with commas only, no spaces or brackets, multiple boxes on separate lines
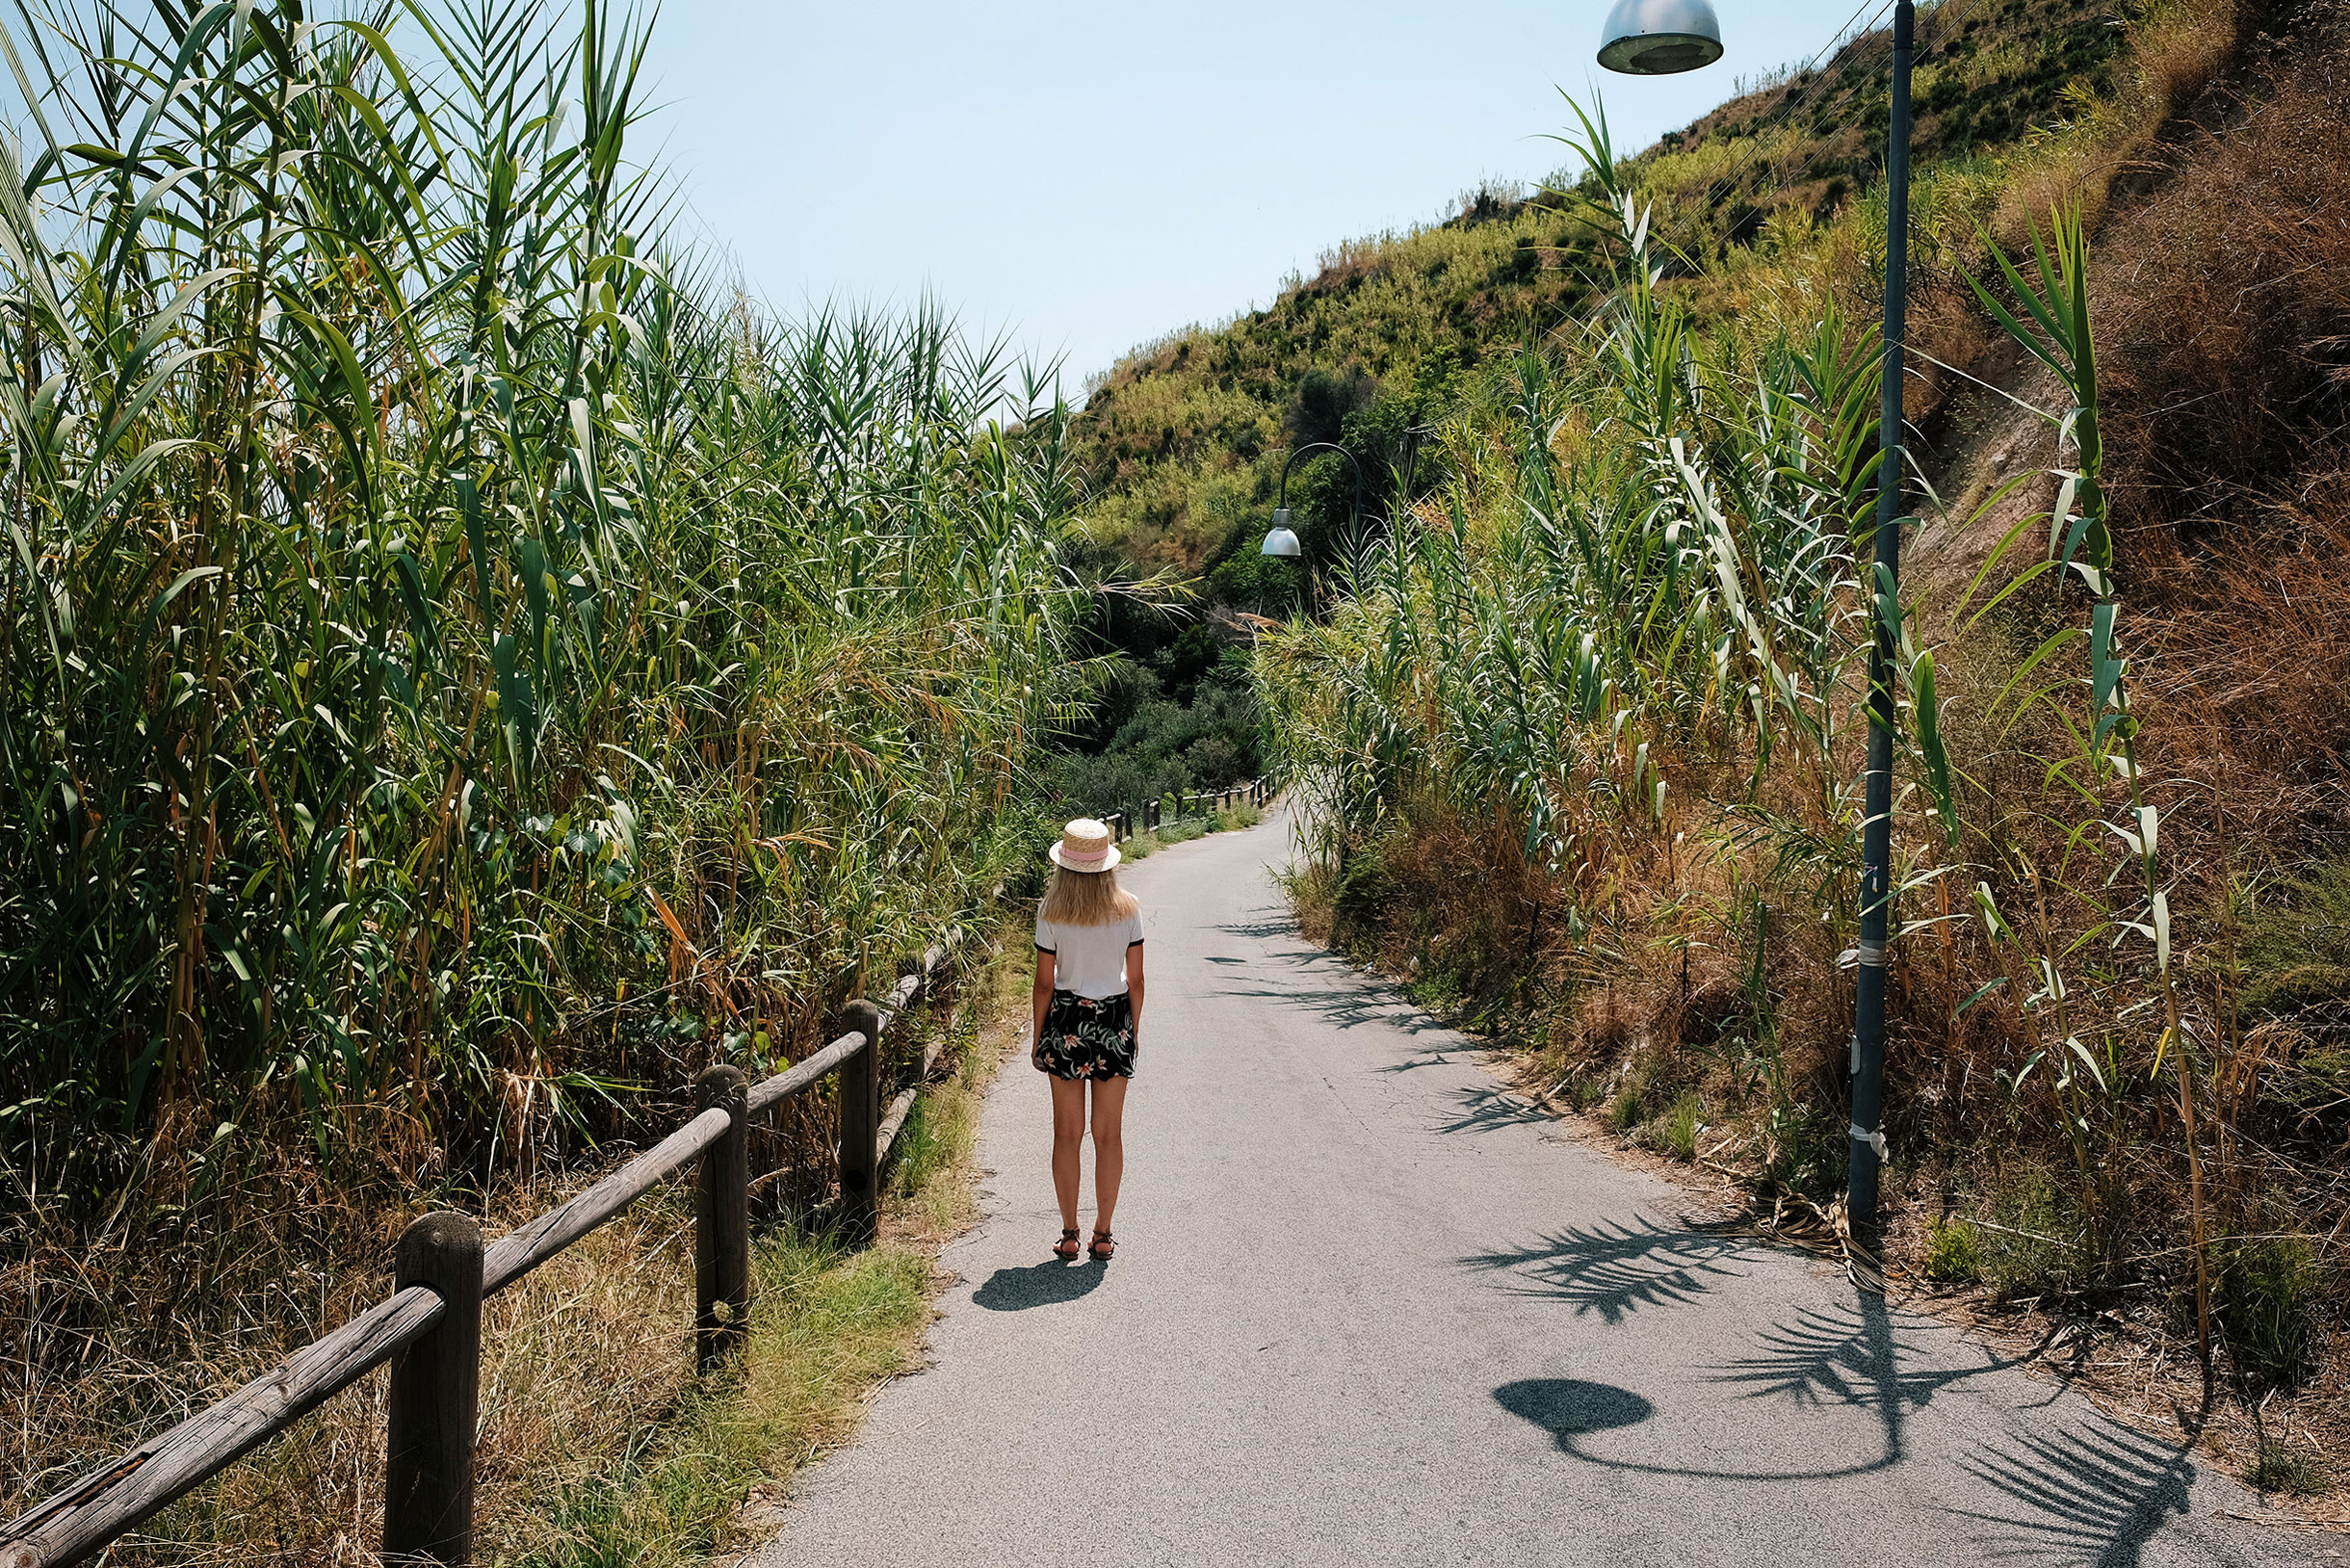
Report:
1041,865,1138,927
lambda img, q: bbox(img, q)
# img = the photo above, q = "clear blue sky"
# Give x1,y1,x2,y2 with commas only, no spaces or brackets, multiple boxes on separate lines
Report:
638,0,1883,390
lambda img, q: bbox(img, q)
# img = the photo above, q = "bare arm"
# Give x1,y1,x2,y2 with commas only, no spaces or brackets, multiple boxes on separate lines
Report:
1031,948,1056,1043
1126,942,1145,1033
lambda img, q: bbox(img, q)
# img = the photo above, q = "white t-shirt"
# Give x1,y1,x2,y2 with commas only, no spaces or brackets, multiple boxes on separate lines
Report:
1035,905,1144,1000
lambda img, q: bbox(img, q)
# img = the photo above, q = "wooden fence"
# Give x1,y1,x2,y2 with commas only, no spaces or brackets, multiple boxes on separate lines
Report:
0,942,963,1568
1102,774,1269,845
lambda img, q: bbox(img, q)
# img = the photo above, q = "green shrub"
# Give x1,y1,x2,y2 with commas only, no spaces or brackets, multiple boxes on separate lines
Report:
1971,1163,2083,1300
1054,668,1265,818
2237,858,2350,1019
1605,1083,1648,1136
2220,1228,2323,1388
1402,951,1471,1013
1642,1090,1705,1161
1330,844,1401,951
1925,1216,1984,1283
1759,1099,1843,1196
2245,1438,2328,1497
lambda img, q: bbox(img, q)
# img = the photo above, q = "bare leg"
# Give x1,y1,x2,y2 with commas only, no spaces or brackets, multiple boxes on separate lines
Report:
1089,1076,1128,1237
1049,1076,1085,1233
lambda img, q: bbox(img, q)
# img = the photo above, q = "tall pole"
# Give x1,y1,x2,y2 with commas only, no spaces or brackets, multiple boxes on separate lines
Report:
1848,0,1915,1292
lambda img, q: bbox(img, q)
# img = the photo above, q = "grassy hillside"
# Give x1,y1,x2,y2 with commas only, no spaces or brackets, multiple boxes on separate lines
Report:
1072,0,2135,592
1080,0,2349,1492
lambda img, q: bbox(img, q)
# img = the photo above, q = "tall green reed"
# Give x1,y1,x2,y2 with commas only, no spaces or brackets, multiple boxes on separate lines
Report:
1958,202,2210,1363
1262,96,1956,961
0,0,1090,1210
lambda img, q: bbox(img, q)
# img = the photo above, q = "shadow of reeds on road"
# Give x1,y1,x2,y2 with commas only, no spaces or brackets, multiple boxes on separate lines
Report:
1374,1049,1467,1075
972,1260,1105,1312
1432,1084,1555,1137
1954,1421,2199,1567
1210,979,1455,1036
1716,1300,2027,1423
1462,1216,1749,1324
1212,917,1298,941
1704,1296,2025,1480
1487,1260,2044,1488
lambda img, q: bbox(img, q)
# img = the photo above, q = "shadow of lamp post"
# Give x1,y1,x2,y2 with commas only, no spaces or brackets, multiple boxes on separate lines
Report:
1599,0,1915,1289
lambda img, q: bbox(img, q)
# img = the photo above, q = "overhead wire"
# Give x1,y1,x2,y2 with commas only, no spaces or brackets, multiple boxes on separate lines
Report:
1674,0,1903,228
1712,0,2023,221
1669,0,2022,254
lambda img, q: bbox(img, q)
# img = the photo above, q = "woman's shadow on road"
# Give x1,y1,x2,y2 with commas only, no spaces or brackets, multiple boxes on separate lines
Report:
973,1259,1106,1311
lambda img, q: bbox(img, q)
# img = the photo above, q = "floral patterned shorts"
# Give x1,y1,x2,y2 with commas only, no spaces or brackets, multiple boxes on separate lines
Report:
1032,989,1136,1082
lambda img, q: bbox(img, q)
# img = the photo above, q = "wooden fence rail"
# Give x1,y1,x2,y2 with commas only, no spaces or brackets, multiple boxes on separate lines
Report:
0,940,961,1568
1102,775,1269,846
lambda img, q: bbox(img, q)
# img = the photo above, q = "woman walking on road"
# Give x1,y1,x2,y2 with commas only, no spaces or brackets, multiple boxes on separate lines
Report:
1031,819,1144,1264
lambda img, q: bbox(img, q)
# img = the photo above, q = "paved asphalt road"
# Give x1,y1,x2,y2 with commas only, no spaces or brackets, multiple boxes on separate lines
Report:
756,815,2331,1568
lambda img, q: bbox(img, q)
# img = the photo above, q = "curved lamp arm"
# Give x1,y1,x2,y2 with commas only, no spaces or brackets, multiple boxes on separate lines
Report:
1274,441,1366,530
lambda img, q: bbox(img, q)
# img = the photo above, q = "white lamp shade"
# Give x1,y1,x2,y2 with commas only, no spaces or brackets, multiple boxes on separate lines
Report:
1261,526,1303,559
1598,0,1724,74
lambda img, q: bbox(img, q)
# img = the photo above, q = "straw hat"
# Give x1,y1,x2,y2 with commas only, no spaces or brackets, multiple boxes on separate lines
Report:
1048,818,1119,873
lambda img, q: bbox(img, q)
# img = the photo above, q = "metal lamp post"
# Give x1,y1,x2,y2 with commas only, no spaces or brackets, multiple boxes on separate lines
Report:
1260,430,1438,559
1602,0,1915,1285
1259,441,1368,616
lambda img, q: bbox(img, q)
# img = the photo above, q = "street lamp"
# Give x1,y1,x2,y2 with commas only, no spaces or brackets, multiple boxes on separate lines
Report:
1596,0,1724,74
1259,442,1364,619
1602,0,1916,1288
1259,428,1441,561
1259,441,1365,558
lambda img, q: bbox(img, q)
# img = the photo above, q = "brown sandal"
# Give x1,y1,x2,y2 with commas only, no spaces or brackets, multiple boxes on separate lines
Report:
1088,1229,1115,1262
1054,1228,1081,1261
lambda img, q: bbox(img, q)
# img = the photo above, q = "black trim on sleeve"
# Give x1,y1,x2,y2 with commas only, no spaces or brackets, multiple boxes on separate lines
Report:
1035,942,1056,954
1126,938,1144,949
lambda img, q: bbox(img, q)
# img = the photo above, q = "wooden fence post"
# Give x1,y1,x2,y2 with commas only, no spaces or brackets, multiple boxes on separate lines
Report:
694,1064,749,1370
835,999,885,1244
382,1213,482,1568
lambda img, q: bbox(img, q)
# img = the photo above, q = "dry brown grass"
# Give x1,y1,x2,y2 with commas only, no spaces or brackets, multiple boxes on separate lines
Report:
6,1174,709,1566
1989,0,2257,243
0,933,1029,1565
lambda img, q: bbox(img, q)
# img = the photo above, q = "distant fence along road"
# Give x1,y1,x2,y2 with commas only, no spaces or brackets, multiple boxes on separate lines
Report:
0,941,966,1568
1101,777,1270,845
